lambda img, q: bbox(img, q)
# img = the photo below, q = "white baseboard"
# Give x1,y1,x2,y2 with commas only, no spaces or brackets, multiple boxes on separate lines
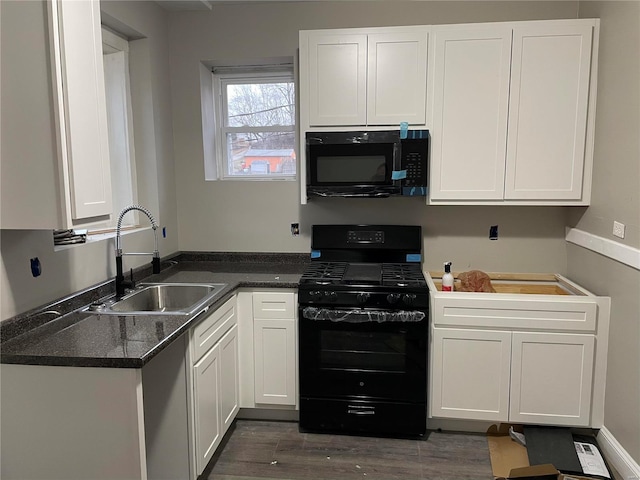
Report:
566,227,640,271
597,426,640,480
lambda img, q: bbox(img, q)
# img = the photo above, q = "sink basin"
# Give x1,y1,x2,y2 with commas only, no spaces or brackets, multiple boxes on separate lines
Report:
90,283,227,315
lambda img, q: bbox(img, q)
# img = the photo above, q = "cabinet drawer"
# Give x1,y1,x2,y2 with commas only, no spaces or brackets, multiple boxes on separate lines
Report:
433,295,596,332
192,296,236,362
252,291,295,319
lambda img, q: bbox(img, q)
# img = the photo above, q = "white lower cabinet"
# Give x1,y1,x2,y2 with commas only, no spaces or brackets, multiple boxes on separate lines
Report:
432,327,595,426
193,340,222,473
509,331,594,425
431,328,511,421
428,276,609,428
252,291,297,407
220,325,240,432
254,318,297,405
188,295,239,477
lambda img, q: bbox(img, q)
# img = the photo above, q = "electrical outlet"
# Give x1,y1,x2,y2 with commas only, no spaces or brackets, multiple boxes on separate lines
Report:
613,221,625,239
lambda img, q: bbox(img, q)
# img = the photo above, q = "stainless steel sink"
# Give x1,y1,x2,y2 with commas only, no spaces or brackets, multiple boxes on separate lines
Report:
89,283,227,315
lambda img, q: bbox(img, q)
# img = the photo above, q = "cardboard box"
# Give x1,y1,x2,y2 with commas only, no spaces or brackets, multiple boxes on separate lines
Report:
486,424,604,480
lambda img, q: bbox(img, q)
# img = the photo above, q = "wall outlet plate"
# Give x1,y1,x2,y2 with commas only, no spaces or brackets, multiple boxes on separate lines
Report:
613,221,625,239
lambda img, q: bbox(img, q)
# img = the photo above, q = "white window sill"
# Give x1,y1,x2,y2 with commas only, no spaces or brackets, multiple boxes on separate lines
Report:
210,176,297,182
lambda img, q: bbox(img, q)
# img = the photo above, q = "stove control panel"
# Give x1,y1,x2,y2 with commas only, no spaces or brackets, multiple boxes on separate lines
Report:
299,289,429,309
347,230,384,244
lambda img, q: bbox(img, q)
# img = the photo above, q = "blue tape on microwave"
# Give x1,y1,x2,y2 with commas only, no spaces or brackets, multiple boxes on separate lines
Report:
406,254,422,263
402,186,427,196
392,170,407,180
407,129,429,139
311,250,321,259
399,122,409,139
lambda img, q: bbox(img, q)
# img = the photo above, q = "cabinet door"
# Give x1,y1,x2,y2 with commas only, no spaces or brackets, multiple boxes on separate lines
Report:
367,32,428,125
193,344,221,474
429,26,512,201
510,332,595,426
307,33,367,126
505,23,593,200
53,0,112,219
253,318,296,406
431,328,511,421
219,324,239,434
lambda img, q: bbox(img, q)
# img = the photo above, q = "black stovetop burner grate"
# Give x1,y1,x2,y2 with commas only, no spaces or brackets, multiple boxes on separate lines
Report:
300,261,426,288
300,262,347,284
381,263,427,287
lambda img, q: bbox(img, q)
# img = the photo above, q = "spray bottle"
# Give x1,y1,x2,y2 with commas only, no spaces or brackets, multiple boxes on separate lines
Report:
442,262,454,292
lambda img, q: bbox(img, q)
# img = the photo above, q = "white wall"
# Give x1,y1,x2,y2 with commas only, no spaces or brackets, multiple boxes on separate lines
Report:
0,0,178,320
168,1,578,272
569,1,640,466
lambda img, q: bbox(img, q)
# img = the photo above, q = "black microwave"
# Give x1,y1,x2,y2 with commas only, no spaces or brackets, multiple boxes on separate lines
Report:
305,130,429,198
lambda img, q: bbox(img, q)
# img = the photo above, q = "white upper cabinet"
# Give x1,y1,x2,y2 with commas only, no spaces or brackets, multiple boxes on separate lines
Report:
505,23,594,201
367,32,428,125
427,19,598,205
0,0,112,229
51,0,112,220
428,25,512,200
307,33,368,126
301,27,428,128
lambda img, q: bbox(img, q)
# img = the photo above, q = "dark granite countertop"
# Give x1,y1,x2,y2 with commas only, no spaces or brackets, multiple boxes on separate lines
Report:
1,255,307,369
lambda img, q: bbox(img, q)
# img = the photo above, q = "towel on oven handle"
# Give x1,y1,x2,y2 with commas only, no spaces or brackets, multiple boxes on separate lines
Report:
302,307,425,323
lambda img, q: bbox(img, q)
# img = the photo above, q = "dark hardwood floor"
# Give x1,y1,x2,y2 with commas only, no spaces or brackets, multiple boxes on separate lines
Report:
204,420,494,480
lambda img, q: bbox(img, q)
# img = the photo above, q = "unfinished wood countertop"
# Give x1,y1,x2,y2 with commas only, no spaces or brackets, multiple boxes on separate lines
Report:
427,272,584,296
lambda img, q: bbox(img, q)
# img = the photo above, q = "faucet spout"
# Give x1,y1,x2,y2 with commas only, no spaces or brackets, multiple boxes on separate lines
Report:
115,205,161,296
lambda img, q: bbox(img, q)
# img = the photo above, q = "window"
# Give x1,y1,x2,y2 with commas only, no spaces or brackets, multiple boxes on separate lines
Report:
214,71,296,179
101,27,138,228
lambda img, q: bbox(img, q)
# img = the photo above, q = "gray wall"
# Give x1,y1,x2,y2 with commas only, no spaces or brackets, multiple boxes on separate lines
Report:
569,1,640,465
0,1,179,319
168,1,579,272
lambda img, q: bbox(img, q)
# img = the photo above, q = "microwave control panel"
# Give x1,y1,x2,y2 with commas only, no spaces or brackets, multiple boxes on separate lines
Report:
400,138,428,187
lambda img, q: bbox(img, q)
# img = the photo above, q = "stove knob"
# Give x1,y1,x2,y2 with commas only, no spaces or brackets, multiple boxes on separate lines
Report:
356,292,371,305
386,293,401,305
309,291,324,300
326,291,338,302
402,293,417,306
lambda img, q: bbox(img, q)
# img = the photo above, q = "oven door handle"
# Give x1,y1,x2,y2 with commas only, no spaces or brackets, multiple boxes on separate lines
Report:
302,307,425,323
347,405,376,415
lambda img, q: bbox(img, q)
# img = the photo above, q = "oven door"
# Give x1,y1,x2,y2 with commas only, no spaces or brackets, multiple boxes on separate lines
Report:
299,307,427,403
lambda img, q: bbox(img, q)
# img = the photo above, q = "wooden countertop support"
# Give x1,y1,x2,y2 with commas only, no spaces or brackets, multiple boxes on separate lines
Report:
428,271,558,282
427,272,582,296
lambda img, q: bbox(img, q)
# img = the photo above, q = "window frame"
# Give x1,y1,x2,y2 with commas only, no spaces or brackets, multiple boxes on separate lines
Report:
213,70,296,181
101,26,139,229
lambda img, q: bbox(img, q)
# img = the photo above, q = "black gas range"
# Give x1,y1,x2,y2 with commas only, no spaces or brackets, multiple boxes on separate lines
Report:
299,261,429,309
298,225,429,437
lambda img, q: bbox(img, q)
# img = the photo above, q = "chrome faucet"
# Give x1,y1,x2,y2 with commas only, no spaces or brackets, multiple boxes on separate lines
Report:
115,205,160,296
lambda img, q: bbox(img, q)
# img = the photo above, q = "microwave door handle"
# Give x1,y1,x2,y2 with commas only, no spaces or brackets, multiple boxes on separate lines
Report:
342,192,390,198
308,191,390,198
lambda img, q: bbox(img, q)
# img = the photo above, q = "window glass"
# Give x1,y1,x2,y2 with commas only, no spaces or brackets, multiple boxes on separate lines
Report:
218,73,296,179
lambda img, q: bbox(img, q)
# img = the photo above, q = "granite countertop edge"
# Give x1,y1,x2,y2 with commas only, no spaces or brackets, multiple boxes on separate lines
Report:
1,255,307,369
